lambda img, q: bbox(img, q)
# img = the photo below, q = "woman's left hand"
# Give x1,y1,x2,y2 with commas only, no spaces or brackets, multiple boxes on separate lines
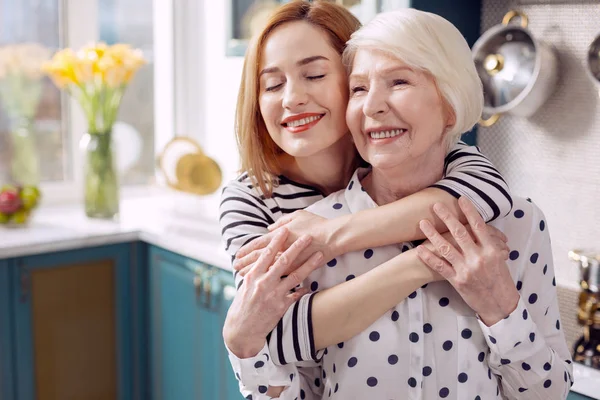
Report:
416,196,520,327
234,210,339,276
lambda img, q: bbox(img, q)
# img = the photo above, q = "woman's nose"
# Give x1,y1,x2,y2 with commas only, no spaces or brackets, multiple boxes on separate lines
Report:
362,88,389,118
282,81,308,109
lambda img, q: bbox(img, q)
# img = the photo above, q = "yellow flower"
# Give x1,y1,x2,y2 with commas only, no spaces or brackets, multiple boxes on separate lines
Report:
41,48,79,88
103,44,146,85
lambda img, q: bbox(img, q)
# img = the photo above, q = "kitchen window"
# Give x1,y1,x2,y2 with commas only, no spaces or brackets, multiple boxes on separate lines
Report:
0,0,181,204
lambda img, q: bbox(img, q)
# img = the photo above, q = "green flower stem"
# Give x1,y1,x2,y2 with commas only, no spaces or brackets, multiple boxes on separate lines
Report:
84,131,119,219
9,118,40,186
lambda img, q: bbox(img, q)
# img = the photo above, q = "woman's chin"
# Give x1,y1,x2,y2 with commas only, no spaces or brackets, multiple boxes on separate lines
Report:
366,155,407,171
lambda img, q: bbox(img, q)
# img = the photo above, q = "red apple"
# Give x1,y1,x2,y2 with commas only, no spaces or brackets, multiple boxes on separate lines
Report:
0,189,22,214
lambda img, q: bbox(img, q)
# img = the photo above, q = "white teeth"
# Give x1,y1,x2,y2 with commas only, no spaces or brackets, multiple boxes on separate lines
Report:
286,115,322,128
369,129,406,139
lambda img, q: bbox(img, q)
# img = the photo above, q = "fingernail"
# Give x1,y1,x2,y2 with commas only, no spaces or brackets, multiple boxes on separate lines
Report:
314,251,323,262
300,235,311,243
419,220,431,232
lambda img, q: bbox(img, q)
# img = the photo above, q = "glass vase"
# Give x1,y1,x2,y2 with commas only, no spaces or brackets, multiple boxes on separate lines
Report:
80,131,119,219
10,117,40,186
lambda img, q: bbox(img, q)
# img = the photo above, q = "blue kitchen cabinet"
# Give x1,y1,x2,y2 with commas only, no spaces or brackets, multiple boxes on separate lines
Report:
148,245,240,400
0,258,15,400
568,391,597,400
1,243,145,400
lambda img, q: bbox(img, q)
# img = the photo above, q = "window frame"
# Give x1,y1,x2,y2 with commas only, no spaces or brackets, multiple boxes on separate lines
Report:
41,0,179,205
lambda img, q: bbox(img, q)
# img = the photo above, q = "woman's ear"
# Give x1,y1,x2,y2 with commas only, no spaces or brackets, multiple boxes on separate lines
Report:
444,103,456,133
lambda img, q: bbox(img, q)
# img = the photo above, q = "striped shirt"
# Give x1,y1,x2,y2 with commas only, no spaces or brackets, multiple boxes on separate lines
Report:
219,141,513,399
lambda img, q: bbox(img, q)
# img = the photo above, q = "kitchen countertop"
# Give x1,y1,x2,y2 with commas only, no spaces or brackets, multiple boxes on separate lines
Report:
0,190,231,270
572,362,600,399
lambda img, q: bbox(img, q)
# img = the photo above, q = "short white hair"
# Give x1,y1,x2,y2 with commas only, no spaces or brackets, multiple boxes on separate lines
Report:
343,8,483,147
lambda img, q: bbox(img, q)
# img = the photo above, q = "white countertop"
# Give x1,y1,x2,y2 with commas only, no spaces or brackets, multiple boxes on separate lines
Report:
572,362,600,399
0,190,231,270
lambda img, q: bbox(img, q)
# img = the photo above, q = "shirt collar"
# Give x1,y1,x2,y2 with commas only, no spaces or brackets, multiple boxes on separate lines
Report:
344,167,379,214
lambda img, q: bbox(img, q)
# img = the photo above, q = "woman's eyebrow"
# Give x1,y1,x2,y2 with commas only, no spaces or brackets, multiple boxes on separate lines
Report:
260,55,329,77
297,55,328,66
349,65,413,81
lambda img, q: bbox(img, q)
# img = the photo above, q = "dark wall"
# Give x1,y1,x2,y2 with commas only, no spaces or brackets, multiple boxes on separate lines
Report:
411,0,483,145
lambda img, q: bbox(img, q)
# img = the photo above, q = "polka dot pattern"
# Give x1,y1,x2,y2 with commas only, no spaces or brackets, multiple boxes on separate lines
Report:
229,197,570,399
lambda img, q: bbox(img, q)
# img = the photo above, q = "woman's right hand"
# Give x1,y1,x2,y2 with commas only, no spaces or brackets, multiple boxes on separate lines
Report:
223,228,324,359
419,223,509,283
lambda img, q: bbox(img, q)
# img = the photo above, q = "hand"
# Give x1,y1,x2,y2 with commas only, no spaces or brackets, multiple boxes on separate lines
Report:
416,197,519,326
234,210,337,276
421,223,509,257
223,228,324,358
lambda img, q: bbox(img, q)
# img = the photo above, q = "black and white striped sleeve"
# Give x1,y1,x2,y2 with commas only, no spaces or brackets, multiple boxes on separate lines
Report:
219,179,274,256
219,179,275,289
430,141,513,222
220,179,324,399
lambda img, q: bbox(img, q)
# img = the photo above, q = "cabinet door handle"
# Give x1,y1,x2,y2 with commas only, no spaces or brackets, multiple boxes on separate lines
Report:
193,275,203,299
204,280,212,308
223,285,236,301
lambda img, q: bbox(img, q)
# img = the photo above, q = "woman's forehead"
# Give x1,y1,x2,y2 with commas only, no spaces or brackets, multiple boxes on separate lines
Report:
349,49,412,77
261,21,338,67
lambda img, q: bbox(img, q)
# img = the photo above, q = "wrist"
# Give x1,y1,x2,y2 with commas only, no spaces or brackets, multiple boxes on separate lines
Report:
224,328,265,359
406,249,440,284
479,291,519,327
327,214,353,257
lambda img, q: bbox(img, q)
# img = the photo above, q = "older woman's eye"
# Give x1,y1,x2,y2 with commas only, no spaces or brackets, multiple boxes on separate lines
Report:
393,79,409,86
351,86,366,93
307,74,325,80
265,83,283,92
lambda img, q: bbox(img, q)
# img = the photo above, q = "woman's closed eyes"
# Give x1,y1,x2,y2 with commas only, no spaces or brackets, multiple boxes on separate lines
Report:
350,78,410,94
264,74,327,92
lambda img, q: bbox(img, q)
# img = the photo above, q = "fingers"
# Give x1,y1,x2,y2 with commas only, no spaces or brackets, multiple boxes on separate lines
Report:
233,249,262,271
416,245,456,281
432,203,477,254
280,251,324,293
285,287,310,303
268,214,293,232
486,225,508,243
419,219,464,264
237,264,253,278
251,229,289,275
235,232,274,259
268,235,313,280
458,197,493,246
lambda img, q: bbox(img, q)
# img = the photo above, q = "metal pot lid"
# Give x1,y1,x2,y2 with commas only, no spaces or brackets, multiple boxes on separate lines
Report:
472,11,539,112
588,33,600,83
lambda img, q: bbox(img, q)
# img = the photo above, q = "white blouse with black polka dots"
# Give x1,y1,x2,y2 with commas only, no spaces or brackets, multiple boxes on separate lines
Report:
228,169,573,400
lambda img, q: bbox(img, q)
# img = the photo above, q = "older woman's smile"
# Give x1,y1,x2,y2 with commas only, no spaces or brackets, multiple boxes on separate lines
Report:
366,127,407,141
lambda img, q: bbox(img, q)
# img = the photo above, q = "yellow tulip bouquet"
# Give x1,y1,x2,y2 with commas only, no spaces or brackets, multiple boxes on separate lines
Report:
43,42,146,219
0,43,51,186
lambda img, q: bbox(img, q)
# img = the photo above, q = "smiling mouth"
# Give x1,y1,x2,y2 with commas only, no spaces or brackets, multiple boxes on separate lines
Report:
282,114,325,128
369,129,407,139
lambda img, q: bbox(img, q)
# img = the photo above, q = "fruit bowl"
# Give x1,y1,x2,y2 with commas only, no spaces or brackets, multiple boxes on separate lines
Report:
0,184,42,227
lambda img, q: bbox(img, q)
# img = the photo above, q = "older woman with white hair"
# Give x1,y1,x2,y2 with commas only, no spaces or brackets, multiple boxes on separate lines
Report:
229,8,572,400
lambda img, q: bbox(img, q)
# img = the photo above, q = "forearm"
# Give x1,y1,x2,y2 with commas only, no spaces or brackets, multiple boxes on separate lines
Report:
312,249,436,350
332,188,464,255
